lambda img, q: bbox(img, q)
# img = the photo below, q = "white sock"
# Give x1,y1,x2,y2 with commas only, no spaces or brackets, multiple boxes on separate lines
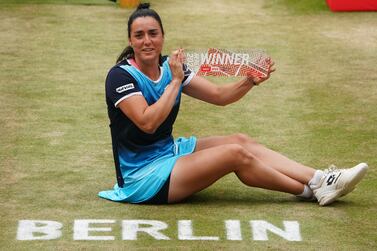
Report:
296,184,313,199
308,170,324,187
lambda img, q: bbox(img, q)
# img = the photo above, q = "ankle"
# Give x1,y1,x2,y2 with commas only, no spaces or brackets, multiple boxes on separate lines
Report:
296,184,313,199
309,170,324,188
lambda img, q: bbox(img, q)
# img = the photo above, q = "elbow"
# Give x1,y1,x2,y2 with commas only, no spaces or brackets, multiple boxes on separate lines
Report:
216,100,230,106
213,95,230,106
142,127,157,134
214,102,227,107
215,93,235,106
211,89,227,106
213,87,232,106
138,121,158,134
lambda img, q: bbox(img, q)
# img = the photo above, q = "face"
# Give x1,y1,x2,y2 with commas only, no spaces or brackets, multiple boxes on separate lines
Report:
129,16,164,65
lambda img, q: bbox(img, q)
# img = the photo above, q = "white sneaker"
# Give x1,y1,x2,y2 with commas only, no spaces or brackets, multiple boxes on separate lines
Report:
310,163,368,206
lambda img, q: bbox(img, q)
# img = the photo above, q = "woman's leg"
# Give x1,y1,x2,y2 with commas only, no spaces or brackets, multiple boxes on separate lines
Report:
168,143,305,203
195,134,316,184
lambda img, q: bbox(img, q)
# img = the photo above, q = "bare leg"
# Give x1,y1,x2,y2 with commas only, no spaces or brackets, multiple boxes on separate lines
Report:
195,134,316,184
168,144,304,203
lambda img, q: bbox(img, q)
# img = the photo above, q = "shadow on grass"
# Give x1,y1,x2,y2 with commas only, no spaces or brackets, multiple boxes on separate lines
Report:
184,194,366,207
175,192,301,206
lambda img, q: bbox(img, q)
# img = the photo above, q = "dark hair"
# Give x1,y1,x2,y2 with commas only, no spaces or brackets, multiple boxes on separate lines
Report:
116,3,164,63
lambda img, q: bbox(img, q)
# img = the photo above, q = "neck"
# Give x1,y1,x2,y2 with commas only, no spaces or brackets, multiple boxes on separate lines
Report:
133,57,160,81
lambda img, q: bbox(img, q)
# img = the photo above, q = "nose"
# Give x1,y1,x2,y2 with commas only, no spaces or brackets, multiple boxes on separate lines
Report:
143,34,151,44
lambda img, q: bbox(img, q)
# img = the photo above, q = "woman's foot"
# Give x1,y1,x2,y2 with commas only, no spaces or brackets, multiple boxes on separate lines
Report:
310,163,368,206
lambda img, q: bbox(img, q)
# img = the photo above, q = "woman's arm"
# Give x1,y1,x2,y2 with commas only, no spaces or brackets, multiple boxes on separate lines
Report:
183,62,275,106
118,80,181,134
118,50,185,134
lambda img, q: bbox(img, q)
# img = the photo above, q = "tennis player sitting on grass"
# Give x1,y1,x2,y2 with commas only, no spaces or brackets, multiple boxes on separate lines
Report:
98,3,368,206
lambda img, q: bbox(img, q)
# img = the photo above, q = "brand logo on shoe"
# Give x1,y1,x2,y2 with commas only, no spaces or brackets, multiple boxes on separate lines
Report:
326,173,341,185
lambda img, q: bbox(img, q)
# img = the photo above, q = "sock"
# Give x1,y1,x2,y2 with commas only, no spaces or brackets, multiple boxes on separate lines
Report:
308,170,324,187
296,185,313,199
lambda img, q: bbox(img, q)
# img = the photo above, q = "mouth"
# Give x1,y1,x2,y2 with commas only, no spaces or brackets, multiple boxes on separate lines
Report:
142,48,154,52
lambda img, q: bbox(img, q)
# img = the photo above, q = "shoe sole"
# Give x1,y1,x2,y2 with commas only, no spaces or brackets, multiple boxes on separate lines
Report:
318,163,368,206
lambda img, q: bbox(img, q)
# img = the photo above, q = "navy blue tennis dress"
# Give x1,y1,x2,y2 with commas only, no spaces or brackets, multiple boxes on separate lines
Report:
98,56,196,203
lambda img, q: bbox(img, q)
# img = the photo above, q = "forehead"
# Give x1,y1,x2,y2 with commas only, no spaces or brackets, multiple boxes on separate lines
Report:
131,16,161,33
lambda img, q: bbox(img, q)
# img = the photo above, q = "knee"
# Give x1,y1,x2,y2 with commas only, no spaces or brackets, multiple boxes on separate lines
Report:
226,144,255,167
231,133,258,146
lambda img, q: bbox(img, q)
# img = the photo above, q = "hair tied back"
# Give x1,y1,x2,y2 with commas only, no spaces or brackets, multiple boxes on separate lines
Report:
137,2,150,10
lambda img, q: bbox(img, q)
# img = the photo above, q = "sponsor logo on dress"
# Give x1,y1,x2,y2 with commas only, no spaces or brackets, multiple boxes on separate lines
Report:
116,83,134,93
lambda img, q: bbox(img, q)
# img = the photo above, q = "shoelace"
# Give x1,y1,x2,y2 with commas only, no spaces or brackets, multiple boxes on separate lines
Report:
324,164,338,174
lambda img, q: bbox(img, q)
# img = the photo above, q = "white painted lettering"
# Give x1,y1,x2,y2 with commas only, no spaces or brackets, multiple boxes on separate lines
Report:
16,219,303,242
122,220,170,240
225,220,242,240
17,220,62,240
178,220,219,240
250,220,302,241
73,219,115,240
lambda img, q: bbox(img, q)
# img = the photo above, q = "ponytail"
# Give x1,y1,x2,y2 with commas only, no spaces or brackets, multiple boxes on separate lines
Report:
116,46,133,64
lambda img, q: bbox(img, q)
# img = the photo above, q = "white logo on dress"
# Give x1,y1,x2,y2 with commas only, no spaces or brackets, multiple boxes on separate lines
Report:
116,83,134,93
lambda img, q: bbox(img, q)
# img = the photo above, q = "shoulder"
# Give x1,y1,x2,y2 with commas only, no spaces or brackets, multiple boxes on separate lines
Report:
105,60,142,107
106,60,133,80
106,61,138,88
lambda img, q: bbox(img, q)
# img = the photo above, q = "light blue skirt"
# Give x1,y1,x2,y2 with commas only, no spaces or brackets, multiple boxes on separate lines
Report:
98,136,197,203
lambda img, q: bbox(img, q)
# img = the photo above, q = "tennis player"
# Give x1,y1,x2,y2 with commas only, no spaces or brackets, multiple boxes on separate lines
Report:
98,3,368,206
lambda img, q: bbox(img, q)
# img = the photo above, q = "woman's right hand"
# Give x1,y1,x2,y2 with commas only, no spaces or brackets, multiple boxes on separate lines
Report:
169,49,185,84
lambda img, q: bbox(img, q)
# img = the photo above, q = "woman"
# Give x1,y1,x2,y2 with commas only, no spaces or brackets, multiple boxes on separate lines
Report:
99,3,368,206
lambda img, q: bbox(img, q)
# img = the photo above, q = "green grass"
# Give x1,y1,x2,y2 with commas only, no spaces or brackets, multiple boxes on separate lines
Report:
1,0,377,250
265,0,329,14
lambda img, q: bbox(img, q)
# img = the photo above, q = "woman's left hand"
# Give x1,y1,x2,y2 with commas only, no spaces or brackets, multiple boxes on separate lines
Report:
247,60,276,86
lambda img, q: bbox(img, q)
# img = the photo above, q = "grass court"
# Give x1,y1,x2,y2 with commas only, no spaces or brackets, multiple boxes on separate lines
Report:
1,0,376,250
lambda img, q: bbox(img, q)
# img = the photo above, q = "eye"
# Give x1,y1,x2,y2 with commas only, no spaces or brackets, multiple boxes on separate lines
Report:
149,30,159,37
133,32,143,39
